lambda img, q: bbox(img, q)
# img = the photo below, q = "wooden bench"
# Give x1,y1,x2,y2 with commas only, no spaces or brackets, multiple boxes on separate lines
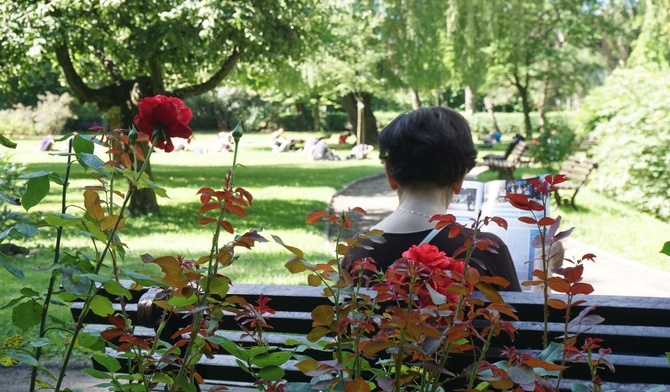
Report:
554,155,598,209
482,140,529,179
71,283,670,391
574,136,598,157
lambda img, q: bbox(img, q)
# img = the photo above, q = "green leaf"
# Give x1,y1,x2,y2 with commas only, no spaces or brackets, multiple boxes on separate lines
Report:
92,353,121,373
19,171,51,179
44,213,82,226
538,342,564,363
167,295,198,307
122,271,165,287
258,365,285,381
12,300,42,331
78,273,112,284
20,287,39,296
61,267,91,296
28,337,51,347
0,134,17,149
250,351,292,367
0,191,20,206
90,295,114,317
661,241,670,257
79,220,108,243
0,252,26,280
72,135,94,154
22,175,50,211
78,153,109,177
7,352,38,366
83,369,112,379
14,224,39,238
147,181,169,198
571,383,589,392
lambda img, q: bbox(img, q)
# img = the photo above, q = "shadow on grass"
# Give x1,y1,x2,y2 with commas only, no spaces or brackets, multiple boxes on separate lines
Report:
152,164,381,189
124,198,326,235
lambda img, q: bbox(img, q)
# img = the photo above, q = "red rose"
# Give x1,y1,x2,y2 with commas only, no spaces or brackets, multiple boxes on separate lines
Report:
402,243,455,272
133,95,193,152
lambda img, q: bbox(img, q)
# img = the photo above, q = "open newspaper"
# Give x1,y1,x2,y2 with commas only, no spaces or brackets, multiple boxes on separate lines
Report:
447,176,549,289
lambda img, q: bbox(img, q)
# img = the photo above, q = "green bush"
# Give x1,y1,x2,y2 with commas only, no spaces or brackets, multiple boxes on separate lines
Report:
0,152,28,229
579,66,670,219
468,111,578,136
276,113,312,131
186,87,281,131
0,92,74,136
323,112,348,131
528,117,576,169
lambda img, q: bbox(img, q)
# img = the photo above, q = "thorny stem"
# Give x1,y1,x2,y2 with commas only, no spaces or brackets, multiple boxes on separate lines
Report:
467,327,497,390
177,135,242,387
431,219,480,392
31,139,74,392
55,139,157,392
555,293,574,392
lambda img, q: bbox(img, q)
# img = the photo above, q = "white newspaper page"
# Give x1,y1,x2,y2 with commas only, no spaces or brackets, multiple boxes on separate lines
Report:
479,177,550,289
447,180,485,225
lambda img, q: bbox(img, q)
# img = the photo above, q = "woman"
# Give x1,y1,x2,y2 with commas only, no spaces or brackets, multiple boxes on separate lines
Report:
343,107,521,291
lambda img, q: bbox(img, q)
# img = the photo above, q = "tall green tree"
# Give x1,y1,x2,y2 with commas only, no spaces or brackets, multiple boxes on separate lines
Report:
379,0,452,110
1,0,315,214
481,0,599,138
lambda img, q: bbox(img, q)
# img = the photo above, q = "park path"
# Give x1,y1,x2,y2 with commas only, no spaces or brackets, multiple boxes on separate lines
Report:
329,171,670,298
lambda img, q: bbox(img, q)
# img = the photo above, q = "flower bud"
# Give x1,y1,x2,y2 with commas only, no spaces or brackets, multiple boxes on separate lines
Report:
232,121,244,143
129,127,139,146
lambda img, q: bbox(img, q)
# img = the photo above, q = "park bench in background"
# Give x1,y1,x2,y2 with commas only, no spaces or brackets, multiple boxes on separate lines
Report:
71,282,670,391
555,155,598,209
574,136,598,157
482,140,529,179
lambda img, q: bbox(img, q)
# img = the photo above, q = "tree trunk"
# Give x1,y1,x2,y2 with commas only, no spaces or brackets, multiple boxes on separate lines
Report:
109,104,160,217
464,86,475,118
410,88,421,110
295,102,308,129
312,95,321,132
340,92,378,146
517,85,533,140
483,97,500,134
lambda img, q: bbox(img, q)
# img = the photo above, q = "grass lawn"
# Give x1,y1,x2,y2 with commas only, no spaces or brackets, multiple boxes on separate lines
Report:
2,131,669,358
0,132,381,355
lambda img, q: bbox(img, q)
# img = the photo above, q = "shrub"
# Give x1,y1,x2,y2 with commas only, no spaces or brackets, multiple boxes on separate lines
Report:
579,66,670,220
324,111,348,131
0,152,28,230
0,92,75,136
186,87,281,131
528,117,576,169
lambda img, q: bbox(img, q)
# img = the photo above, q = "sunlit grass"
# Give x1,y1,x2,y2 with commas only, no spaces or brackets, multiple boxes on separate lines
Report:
0,135,381,355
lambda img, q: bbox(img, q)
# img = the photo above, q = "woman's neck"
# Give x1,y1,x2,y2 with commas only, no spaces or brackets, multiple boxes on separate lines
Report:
373,185,453,233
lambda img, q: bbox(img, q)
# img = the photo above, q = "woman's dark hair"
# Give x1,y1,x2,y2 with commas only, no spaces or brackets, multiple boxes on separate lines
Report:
378,107,477,188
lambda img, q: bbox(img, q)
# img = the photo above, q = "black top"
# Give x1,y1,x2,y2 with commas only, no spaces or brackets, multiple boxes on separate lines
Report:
342,228,522,291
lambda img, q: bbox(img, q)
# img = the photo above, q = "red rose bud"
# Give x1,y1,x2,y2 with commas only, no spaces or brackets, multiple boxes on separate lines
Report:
133,95,193,152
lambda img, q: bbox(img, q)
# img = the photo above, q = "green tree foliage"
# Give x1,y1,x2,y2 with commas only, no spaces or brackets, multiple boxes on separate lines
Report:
579,67,670,219
479,1,601,138
379,0,451,108
1,0,316,215
579,0,670,220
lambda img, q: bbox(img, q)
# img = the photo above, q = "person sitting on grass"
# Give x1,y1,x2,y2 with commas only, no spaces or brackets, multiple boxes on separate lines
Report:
343,107,521,291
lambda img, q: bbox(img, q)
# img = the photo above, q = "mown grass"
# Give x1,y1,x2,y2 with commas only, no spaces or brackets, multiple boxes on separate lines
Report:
2,132,669,358
0,133,381,355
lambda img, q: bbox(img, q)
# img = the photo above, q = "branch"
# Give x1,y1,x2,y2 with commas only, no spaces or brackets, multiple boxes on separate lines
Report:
54,42,97,102
171,49,241,98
